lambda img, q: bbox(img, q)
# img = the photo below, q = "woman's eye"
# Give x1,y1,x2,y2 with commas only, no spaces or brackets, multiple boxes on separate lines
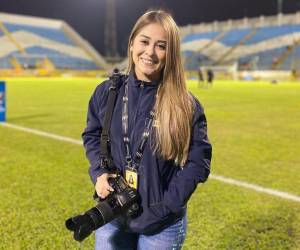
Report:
141,40,149,45
157,44,166,50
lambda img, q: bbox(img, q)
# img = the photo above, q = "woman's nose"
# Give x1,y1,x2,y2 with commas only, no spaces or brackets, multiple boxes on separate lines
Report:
145,44,155,56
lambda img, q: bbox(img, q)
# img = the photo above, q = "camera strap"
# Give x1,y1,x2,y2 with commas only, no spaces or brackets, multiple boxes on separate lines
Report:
122,82,155,174
99,72,155,189
99,71,124,170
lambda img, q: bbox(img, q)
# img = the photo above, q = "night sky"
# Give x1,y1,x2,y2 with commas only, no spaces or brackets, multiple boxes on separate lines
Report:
1,0,300,56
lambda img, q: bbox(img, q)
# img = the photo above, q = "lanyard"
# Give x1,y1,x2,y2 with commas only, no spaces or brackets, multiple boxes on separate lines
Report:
122,82,155,170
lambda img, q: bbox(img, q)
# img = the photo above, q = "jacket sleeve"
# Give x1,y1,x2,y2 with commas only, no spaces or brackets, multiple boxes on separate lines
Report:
82,83,109,184
163,98,212,213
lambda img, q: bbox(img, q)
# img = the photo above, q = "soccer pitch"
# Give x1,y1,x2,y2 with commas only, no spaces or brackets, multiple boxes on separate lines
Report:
0,78,300,249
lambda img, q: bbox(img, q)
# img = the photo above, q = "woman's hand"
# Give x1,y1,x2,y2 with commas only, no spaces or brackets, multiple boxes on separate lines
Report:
95,173,116,199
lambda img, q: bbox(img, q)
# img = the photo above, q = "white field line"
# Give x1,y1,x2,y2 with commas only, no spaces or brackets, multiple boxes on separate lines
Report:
0,122,82,145
1,122,300,203
210,175,300,203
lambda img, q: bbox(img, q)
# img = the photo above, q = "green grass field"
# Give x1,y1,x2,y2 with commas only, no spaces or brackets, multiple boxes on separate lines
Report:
0,77,300,250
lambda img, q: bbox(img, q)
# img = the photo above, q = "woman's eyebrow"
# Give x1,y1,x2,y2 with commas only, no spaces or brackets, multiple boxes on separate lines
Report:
139,34,166,44
140,34,150,39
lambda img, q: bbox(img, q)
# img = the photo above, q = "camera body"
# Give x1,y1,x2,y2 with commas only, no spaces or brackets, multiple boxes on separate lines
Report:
66,174,139,242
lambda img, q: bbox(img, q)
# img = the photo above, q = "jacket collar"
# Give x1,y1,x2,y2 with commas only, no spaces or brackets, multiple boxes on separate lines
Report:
128,71,160,88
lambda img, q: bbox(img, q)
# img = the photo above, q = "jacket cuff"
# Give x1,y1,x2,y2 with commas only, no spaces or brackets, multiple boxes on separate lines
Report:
163,192,187,214
89,166,109,185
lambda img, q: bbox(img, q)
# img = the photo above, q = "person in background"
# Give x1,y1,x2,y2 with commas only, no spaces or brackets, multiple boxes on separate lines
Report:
82,9,212,250
207,68,214,87
197,66,204,88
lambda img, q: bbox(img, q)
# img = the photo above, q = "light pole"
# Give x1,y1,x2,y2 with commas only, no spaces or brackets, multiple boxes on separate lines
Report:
277,0,283,13
104,0,118,62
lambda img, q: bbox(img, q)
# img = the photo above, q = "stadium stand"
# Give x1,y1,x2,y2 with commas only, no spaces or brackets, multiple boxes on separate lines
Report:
1,11,300,79
180,12,300,76
0,12,108,75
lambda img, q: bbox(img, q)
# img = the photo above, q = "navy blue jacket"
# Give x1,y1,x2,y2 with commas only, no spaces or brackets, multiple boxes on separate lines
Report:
82,73,212,234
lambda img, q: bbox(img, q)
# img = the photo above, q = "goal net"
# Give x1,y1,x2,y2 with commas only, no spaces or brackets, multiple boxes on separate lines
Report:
200,62,238,80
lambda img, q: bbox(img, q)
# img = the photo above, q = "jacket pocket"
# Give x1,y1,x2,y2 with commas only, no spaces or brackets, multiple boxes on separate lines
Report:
148,201,170,219
127,201,184,234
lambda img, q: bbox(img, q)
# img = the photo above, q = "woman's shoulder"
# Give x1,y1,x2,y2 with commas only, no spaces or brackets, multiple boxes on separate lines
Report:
189,92,204,113
188,92,208,126
94,79,111,93
93,74,128,96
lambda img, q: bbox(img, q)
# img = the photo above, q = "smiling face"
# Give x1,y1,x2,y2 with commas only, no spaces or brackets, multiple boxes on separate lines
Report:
130,23,167,82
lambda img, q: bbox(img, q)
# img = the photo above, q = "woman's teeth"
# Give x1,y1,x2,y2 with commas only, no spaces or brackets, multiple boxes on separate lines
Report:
141,58,154,65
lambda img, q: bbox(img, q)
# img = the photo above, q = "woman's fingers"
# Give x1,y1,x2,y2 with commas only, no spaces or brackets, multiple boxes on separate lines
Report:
95,181,110,198
96,183,110,199
95,173,117,199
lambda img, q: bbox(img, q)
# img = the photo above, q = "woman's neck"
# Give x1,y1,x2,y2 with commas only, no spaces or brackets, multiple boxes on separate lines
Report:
134,72,160,83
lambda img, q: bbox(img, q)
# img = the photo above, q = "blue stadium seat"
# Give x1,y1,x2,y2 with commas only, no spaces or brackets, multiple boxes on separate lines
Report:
182,31,220,43
218,28,252,46
0,23,101,70
182,23,300,70
244,24,300,45
3,22,74,45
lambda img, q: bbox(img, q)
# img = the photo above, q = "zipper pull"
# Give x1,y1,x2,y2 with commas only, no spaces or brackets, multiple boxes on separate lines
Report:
140,81,144,88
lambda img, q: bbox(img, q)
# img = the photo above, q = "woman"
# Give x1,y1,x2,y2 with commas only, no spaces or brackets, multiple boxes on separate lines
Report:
82,10,212,250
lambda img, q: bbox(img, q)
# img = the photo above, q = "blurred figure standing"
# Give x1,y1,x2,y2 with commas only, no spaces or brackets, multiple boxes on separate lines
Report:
197,67,204,88
207,68,214,88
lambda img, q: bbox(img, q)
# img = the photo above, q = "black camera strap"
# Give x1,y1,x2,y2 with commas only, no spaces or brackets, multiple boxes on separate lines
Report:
99,71,124,170
122,82,155,171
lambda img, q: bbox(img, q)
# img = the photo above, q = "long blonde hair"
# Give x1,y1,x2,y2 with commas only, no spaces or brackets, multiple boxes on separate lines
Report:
126,10,194,166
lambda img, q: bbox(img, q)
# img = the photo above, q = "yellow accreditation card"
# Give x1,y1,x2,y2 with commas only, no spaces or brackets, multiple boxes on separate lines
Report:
125,168,138,190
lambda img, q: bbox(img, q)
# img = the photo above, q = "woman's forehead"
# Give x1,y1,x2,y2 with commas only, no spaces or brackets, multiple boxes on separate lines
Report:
136,23,167,41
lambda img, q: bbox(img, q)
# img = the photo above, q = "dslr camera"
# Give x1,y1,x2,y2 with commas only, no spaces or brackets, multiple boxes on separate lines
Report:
65,173,139,242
